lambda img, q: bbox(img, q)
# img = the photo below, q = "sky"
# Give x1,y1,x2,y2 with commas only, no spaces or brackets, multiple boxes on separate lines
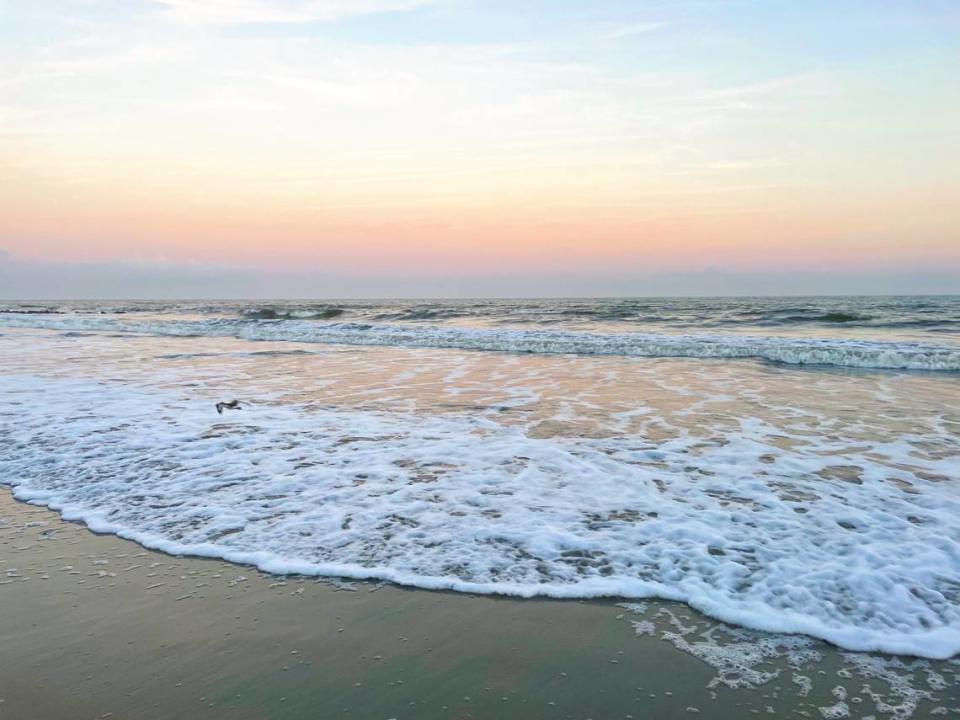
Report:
1,0,958,298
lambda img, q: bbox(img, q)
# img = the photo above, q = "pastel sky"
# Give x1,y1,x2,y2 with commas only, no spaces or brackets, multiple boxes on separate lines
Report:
1,0,959,297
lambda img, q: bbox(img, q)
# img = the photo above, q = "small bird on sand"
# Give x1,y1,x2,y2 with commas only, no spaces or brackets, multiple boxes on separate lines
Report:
216,399,243,415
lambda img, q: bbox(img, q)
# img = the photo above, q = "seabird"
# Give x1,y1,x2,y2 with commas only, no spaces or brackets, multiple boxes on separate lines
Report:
216,399,242,415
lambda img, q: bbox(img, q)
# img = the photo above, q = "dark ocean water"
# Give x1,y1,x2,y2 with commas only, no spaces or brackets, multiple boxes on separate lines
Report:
2,295,959,330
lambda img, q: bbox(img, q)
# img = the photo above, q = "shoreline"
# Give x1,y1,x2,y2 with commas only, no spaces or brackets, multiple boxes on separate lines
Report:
1,489,956,719
10,485,955,662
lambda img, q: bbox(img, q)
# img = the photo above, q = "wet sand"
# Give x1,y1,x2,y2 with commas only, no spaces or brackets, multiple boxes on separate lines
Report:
1,490,957,720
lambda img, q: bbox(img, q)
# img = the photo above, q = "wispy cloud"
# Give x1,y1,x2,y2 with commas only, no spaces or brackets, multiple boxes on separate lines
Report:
2,250,956,299
150,0,441,25
695,72,829,101
597,21,669,40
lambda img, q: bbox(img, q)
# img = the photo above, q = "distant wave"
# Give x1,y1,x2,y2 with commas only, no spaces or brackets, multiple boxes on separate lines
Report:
0,308,65,315
3,314,959,371
373,307,470,321
241,305,345,320
789,312,869,323
3,298,959,333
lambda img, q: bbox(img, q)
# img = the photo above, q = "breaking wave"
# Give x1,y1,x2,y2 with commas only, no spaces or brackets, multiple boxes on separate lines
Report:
1,314,959,371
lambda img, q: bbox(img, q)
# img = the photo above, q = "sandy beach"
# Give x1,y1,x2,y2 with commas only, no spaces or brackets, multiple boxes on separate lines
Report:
2,489,957,720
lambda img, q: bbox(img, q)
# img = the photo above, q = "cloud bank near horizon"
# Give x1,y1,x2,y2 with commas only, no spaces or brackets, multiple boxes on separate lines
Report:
2,253,957,299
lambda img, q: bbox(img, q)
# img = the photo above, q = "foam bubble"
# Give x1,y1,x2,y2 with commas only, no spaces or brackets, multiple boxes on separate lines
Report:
616,607,959,718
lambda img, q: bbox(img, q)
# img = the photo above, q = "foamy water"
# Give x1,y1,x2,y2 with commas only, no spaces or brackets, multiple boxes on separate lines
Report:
1,298,959,659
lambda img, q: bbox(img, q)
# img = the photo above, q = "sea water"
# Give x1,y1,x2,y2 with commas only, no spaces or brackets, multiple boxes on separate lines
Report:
1,296,958,658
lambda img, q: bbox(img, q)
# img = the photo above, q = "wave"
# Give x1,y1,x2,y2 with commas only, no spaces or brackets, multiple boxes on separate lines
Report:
3,298,959,334
373,308,469,321
3,375,959,659
0,307,65,315
241,305,345,320
777,312,870,324
370,302,506,322
2,314,959,371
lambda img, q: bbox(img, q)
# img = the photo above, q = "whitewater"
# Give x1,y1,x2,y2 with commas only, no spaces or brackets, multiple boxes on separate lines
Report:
1,297,958,659
2,310,960,372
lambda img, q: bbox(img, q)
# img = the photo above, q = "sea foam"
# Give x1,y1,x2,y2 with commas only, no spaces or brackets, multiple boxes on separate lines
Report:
2,374,959,658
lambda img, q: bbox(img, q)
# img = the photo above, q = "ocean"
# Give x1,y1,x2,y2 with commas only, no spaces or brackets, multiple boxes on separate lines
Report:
1,296,958,659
